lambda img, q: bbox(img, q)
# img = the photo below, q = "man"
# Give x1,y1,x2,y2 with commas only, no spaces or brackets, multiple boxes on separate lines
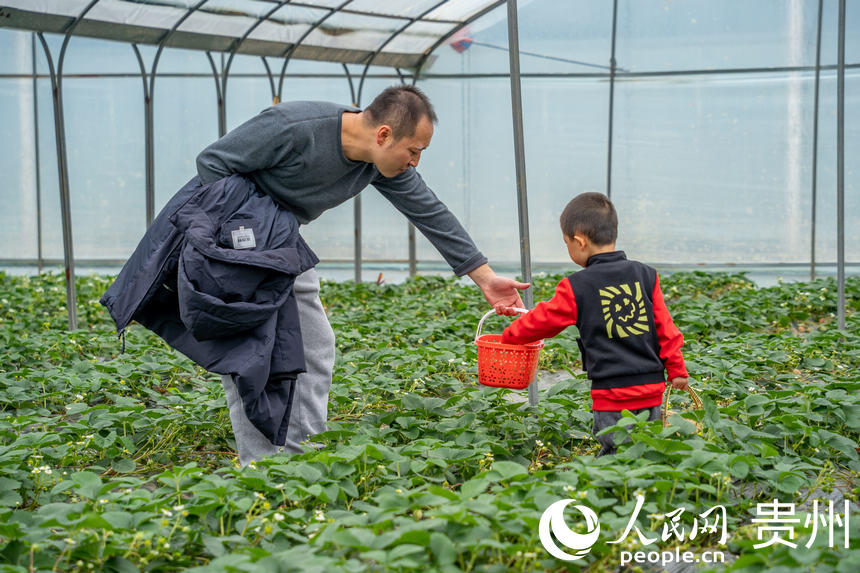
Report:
196,85,528,463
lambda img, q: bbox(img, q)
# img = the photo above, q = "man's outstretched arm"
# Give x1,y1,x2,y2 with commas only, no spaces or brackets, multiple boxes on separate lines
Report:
468,264,529,313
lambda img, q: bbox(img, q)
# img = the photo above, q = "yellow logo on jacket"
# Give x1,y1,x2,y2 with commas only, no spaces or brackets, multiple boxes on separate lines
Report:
599,282,649,339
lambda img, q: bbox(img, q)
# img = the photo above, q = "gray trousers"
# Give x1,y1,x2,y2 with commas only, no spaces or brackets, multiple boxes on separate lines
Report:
220,268,335,465
592,406,661,457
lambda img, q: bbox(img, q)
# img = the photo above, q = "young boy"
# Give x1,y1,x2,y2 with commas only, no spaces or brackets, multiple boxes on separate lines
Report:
499,192,689,456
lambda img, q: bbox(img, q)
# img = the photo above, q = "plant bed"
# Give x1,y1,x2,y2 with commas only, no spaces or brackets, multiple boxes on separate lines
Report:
0,270,858,572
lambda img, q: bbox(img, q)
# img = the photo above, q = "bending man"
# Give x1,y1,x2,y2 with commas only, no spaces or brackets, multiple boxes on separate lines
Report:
196,85,528,464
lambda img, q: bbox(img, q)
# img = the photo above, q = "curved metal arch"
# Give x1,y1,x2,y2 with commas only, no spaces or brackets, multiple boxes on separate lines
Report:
135,1,210,224
411,1,506,85
222,0,294,108
205,51,226,136
276,0,355,102
394,67,407,85
343,63,356,105
56,0,101,87
261,56,277,102
355,0,451,106
149,0,210,99
131,44,149,101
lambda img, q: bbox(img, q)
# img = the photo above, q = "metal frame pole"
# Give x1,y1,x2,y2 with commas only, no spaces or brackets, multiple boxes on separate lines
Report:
506,0,537,407
836,0,846,329
354,196,362,283
342,64,362,283
810,0,823,281
38,33,77,328
408,70,422,278
606,0,619,198
31,33,43,273
36,0,101,330
132,45,154,227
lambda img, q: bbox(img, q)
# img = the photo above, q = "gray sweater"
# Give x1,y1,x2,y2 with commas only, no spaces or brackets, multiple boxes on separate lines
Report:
196,101,487,276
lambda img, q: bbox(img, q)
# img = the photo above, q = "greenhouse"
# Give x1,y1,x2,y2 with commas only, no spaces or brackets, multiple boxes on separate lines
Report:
1,1,859,571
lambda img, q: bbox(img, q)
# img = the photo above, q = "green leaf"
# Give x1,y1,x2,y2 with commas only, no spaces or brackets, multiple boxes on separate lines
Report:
729,456,751,479
426,485,458,501
71,471,103,499
460,478,488,499
430,532,457,566
487,461,529,481
111,458,136,473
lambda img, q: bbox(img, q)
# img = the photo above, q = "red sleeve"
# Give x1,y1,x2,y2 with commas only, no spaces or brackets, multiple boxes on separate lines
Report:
501,278,577,344
652,274,688,379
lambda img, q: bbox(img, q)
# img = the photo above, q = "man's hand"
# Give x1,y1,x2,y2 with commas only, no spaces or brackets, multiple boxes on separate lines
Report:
467,264,530,316
670,377,689,390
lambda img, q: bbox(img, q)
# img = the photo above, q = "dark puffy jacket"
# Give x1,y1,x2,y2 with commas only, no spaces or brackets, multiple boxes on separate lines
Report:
101,175,319,445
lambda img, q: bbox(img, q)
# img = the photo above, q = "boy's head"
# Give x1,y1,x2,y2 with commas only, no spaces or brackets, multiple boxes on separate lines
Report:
559,192,617,265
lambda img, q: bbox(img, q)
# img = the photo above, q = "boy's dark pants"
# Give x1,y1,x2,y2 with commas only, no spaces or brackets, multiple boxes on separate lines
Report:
592,406,661,457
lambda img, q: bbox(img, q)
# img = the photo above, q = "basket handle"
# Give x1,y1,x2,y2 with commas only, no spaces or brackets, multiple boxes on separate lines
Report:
475,307,529,343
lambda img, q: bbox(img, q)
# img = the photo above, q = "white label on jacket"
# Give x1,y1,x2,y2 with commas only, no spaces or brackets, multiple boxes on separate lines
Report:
231,226,256,249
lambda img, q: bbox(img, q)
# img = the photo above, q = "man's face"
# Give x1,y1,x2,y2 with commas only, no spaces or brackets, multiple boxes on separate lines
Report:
374,116,434,178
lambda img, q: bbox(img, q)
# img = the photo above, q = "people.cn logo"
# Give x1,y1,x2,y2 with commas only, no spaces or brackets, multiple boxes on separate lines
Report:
539,500,601,561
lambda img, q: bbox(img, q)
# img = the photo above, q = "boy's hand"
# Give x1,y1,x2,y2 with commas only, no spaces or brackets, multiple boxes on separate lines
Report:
493,302,521,316
670,377,689,390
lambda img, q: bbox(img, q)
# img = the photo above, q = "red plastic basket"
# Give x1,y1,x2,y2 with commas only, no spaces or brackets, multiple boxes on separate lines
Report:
474,309,543,389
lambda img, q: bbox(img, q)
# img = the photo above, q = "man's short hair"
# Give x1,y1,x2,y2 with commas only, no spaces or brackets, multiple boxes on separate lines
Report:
364,85,438,140
559,192,618,246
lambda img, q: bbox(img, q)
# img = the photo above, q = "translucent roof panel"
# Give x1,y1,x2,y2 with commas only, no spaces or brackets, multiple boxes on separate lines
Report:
303,11,402,53
339,0,455,21
0,0,506,68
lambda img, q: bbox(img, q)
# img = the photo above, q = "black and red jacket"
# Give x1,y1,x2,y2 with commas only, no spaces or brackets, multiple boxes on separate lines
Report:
502,251,687,411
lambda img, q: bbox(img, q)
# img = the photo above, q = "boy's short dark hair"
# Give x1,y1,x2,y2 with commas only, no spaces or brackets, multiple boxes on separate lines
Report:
364,85,438,140
559,192,618,246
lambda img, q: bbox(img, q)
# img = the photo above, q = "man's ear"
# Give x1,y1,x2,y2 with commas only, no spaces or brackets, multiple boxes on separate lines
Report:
573,233,588,249
376,125,393,146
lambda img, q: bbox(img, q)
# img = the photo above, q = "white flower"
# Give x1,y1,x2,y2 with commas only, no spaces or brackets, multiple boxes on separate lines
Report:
161,508,172,517
314,509,326,522
273,513,285,522
633,488,645,499
535,440,544,448
75,394,84,401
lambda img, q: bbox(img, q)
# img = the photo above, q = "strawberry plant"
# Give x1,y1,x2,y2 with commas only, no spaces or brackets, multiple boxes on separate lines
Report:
0,270,858,571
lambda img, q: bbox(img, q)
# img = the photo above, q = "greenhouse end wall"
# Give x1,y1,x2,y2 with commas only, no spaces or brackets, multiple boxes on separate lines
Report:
1,0,857,275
